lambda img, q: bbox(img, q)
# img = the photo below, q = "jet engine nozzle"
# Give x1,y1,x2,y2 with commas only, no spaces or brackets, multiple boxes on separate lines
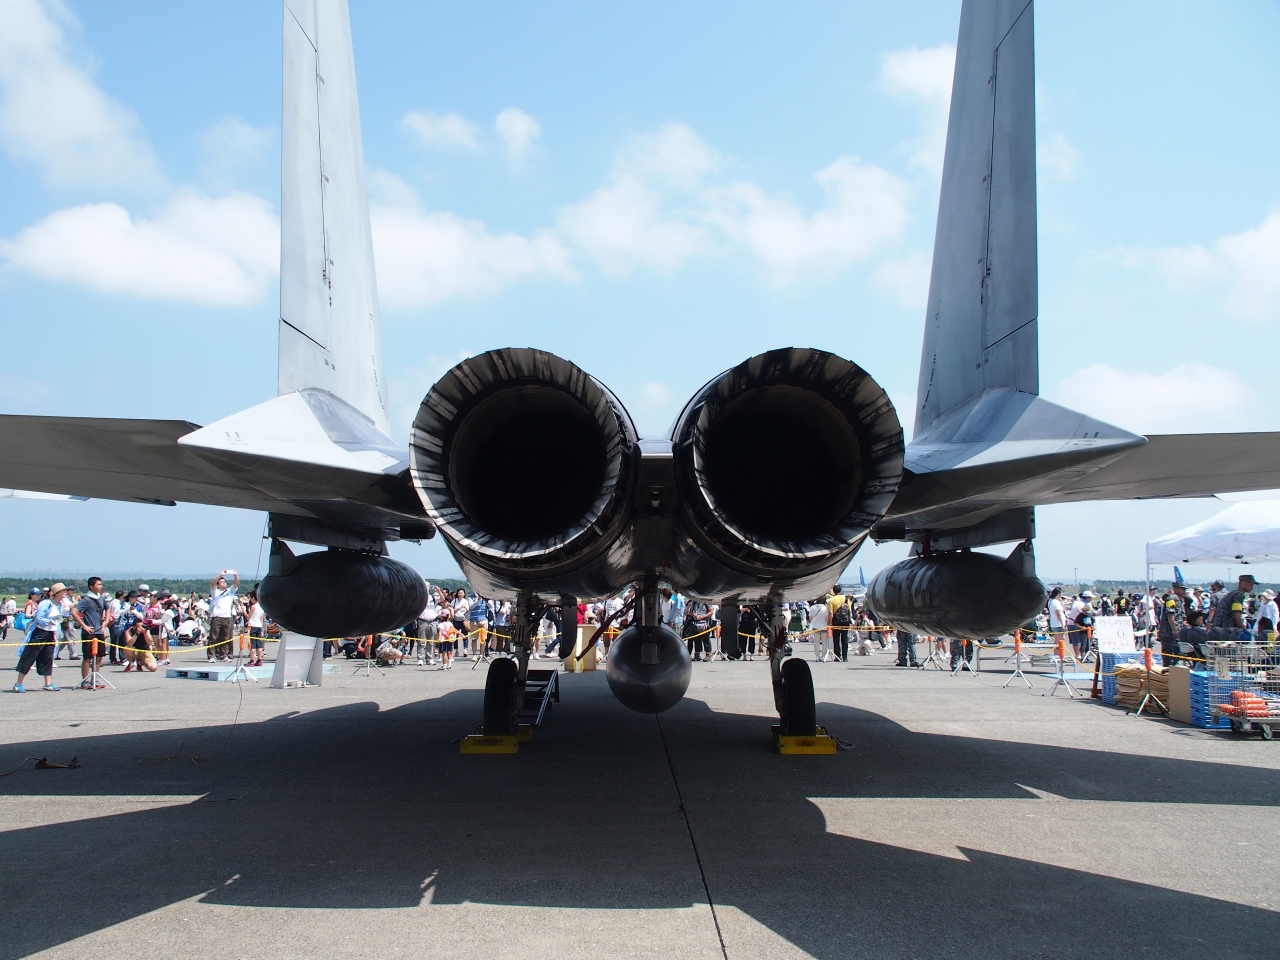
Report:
410,349,637,596
605,623,692,713
672,348,904,581
865,542,1047,640
259,541,428,638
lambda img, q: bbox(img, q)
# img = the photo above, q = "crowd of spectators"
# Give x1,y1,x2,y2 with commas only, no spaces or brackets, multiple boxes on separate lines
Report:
2,570,272,691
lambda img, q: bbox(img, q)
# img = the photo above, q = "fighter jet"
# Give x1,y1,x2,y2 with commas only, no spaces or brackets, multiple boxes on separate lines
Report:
3,0,1277,738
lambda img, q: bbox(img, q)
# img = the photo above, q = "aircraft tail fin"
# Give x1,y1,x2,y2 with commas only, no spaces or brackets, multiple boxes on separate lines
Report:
279,0,390,436
915,0,1037,437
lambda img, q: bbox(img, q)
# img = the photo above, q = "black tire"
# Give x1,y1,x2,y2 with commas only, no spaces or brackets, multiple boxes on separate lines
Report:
1262,724,1274,741
483,657,519,736
780,657,817,736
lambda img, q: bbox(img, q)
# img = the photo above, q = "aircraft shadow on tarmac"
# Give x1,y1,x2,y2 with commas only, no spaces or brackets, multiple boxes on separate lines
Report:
1,677,1278,959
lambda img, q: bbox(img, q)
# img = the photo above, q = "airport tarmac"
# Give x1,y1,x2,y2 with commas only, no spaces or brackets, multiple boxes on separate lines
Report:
1,640,1278,960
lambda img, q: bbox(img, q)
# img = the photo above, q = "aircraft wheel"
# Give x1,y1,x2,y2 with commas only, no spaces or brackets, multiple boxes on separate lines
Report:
483,657,519,736
779,657,816,736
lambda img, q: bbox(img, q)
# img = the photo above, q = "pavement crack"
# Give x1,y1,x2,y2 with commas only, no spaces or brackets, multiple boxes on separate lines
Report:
655,713,728,960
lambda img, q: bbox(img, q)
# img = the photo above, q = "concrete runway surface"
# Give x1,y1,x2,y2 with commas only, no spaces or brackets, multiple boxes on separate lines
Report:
1,639,1278,960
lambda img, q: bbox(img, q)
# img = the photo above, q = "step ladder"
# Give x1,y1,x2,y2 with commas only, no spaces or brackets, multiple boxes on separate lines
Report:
520,668,560,727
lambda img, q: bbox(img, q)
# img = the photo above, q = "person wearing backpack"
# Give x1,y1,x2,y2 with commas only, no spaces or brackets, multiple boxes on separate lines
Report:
1067,591,1096,661
827,586,853,662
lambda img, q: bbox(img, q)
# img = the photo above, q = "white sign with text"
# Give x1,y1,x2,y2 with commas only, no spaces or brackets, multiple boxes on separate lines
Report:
1092,616,1136,654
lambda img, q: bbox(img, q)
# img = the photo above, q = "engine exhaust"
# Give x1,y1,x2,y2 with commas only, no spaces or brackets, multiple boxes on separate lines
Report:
671,348,904,584
409,348,637,595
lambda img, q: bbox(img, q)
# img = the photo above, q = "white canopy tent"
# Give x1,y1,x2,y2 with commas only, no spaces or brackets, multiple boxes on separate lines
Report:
1146,500,1280,565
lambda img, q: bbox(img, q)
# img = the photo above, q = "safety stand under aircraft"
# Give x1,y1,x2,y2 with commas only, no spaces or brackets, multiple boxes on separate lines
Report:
951,639,977,677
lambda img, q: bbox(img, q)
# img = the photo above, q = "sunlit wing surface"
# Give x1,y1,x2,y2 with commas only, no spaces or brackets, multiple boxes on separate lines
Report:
0,393,428,543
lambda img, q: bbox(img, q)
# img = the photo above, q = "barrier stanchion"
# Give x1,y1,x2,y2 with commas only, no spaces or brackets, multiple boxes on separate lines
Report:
81,636,114,691
1089,627,1103,699
1042,636,1083,698
1003,629,1032,689
920,635,948,670
227,632,257,684
1130,645,1167,717
352,635,384,677
951,637,977,676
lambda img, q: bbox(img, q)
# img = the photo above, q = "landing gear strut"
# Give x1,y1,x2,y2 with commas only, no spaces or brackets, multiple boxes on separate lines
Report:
482,592,534,735
764,604,817,736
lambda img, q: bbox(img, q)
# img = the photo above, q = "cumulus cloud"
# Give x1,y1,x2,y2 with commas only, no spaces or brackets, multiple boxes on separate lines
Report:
560,123,910,283
878,44,955,176
371,191,574,310
0,0,162,188
493,107,541,165
1050,362,1250,435
1116,212,1280,323
199,116,274,184
709,157,911,284
402,110,482,151
0,191,279,306
557,123,719,275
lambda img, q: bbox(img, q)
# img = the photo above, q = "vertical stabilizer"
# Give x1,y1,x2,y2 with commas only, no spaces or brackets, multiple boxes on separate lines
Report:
915,0,1037,436
280,0,390,435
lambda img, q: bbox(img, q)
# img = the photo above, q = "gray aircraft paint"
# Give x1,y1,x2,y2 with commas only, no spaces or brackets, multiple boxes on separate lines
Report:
915,0,1037,437
279,0,391,436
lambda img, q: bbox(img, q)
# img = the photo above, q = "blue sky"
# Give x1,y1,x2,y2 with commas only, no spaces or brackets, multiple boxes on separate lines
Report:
2,0,1278,584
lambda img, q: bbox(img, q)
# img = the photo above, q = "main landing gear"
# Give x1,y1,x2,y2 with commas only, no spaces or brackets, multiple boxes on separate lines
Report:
763,604,817,737
480,593,534,737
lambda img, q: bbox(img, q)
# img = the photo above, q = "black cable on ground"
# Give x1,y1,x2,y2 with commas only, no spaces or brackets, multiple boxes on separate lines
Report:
655,713,728,960
0,756,80,777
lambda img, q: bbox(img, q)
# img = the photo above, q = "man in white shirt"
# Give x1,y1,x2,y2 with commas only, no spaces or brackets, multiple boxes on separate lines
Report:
1047,587,1067,641
415,593,439,665
808,599,830,661
207,569,239,662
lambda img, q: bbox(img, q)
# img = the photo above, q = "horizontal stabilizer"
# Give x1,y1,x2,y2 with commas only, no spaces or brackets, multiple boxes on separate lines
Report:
0,411,428,540
1049,433,1280,503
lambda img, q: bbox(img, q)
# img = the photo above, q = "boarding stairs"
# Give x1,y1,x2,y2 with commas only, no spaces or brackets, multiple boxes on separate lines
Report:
520,669,560,726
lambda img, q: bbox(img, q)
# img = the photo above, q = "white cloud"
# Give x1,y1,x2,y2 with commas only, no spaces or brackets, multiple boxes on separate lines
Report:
1122,212,1280,323
1038,130,1080,181
0,0,162,188
872,251,931,309
638,382,673,407
199,116,273,183
560,123,909,282
709,157,911,285
557,123,719,275
0,191,279,306
493,108,541,165
879,44,955,176
1050,362,1250,435
402,110,482,151
371,197,574,310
